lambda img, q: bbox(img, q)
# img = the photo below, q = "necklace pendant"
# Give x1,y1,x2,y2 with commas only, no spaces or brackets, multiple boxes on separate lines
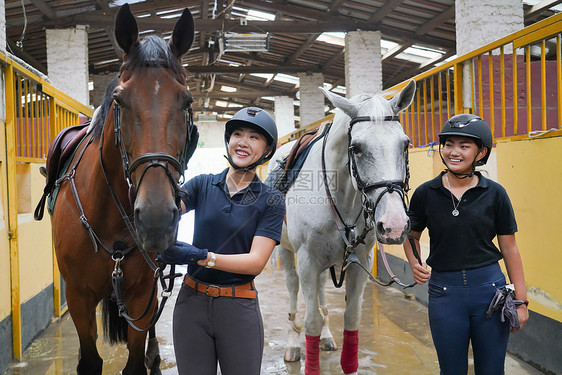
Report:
452,209,459,216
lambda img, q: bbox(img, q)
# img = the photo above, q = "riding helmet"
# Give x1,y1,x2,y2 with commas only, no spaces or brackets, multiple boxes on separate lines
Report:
224,107,278,170
438,114,493,166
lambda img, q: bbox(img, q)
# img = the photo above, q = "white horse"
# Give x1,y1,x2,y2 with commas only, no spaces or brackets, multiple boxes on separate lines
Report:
267,80,416,375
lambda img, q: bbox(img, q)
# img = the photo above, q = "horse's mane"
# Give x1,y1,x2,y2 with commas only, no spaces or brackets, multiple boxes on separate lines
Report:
349,92,394,121
89,35,187,140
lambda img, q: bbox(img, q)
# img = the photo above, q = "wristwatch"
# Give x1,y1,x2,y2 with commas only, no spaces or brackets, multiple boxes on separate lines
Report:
205,252,216,268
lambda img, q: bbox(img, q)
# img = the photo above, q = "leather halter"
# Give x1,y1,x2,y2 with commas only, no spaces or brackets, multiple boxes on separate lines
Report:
322,115,422,289
112,102,194,200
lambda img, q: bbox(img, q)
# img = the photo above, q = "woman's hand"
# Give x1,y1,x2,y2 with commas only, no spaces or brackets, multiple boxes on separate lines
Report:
412,262,431,285
513,304,529,332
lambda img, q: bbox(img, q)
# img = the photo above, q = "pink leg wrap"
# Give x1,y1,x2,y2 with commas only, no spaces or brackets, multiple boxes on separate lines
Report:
305,334,321,375
340,329,359,374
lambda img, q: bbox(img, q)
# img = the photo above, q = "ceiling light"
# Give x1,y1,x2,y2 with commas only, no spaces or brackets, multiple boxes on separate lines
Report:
219,32,270,53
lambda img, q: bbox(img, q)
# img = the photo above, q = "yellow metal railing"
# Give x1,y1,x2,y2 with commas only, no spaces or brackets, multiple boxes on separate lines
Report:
280,14,562,148
384,12,562,147
1,51,92,360
1,53,92,162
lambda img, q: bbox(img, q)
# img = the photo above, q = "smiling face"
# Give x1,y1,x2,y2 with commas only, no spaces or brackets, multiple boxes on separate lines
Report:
441,135,487,175
227,126,269,170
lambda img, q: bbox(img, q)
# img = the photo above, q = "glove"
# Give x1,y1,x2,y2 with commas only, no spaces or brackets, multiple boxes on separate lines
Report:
158,241,208,265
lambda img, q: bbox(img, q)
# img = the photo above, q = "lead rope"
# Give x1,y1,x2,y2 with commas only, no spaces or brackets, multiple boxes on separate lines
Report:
320,123,372,288
101,105,182,331
322,116,423,289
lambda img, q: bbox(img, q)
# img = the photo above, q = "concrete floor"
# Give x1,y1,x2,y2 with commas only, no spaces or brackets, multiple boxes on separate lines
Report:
5,261,545,375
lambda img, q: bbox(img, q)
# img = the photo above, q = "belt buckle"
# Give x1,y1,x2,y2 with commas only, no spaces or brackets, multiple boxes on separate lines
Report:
205,285,220,297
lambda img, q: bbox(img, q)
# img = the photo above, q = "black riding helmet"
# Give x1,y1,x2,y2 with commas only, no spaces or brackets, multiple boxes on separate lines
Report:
224,107,278,171
438,114,493,178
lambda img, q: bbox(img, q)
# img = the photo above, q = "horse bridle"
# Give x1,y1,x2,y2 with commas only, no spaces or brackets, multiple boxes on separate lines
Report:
348,115,411,222
322,115,422,289
93,101,195,332
112,102,194,204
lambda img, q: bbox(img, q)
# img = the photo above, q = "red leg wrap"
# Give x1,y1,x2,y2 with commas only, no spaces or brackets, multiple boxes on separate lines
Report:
340,329,359,374
305,334,321,375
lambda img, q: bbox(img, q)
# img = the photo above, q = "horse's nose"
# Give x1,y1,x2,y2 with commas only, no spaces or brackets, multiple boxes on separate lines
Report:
134,200,179,251
376,216,409,245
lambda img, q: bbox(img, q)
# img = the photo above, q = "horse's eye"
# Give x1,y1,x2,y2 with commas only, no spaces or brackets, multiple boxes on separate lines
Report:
182,92,193,111
350,144,362,157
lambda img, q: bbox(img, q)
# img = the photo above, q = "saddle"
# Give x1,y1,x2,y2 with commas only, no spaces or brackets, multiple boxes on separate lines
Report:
265,121,331,194
34,123,90,220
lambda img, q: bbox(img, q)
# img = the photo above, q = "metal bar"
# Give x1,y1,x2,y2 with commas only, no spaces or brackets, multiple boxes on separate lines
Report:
24,79,29,157
513,19,562,48
470,59,476,113
478,55,484,117
454,62,463,114
403,108,410,140
15,75,21,158
446,70,451,118
4,64,23,360
430,76,436,142
541,39,547,131
488,52,495,138
410,98,416,146
513,44,519,135
500,47,506,137
416,87,421,147
423,79,428,144
526,46,532,133
438,72,443,130
30,81,37,158
558,35,562,130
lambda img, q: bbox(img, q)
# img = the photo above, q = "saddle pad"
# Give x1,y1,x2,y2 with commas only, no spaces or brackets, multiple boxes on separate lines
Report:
34,124,90,220
265,122,331,194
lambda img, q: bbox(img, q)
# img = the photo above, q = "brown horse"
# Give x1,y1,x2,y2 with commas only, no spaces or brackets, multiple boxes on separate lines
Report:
50,5,195,374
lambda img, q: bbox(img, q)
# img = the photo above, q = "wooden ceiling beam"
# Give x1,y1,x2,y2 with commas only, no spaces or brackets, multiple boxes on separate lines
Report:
368,0,405,24
55,16,379,34
288,34,321,63
187,64,319,74
415,5,455,36
30,0,57,20
6,38,48,74
525,0,562,19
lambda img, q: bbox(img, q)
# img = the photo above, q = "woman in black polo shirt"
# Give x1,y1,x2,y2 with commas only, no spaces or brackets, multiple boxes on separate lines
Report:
403,114,528,374
159,107,285,375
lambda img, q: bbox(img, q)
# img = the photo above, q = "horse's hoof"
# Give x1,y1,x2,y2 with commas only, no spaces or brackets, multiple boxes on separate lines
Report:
320,337,338,351
284,346,301,362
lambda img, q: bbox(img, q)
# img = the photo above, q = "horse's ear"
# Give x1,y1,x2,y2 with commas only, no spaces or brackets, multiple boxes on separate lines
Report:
170,8,195,58
319,87,358,119
390,79,416,114
115,3,139,55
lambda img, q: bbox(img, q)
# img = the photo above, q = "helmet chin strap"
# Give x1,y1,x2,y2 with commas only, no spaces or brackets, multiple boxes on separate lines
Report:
224,143,274,172
438,144,478,179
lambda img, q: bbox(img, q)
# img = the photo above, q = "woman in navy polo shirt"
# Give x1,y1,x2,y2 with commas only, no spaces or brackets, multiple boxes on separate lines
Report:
160,107,285,375
403,114,529,374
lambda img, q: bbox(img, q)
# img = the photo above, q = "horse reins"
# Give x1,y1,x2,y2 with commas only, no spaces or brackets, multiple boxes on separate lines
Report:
321,115,422,289
95,101,195,331
58,99,194,332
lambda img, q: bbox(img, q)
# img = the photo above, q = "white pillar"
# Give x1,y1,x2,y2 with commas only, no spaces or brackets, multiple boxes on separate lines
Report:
456,0,524,109
345,30,382,98
298,72,325,127
0,0,5,54
46,25,90,106
456,0,523,56
91,73,116,108
273,96,295,138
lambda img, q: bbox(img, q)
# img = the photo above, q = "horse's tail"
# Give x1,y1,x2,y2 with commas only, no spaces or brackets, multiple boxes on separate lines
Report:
102,297,128,344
